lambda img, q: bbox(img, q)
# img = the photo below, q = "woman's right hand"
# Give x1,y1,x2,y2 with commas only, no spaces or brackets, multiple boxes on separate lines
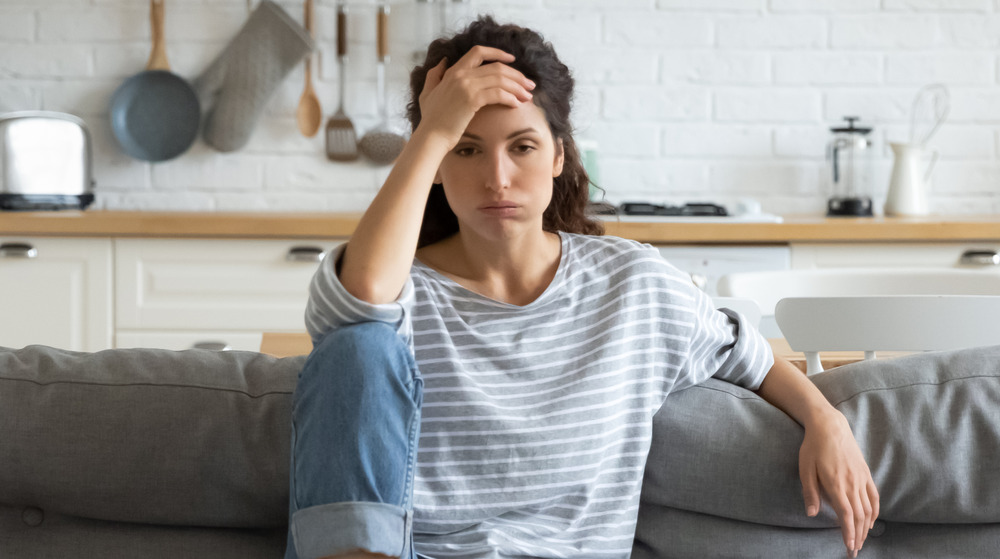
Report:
416,46,536,151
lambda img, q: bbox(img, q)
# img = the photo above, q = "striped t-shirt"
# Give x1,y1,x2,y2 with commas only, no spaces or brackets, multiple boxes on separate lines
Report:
305,232,773,558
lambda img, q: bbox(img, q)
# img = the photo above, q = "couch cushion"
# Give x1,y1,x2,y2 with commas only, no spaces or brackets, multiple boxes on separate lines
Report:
0,344,305,528
641,345,1000,528
0,503,286,559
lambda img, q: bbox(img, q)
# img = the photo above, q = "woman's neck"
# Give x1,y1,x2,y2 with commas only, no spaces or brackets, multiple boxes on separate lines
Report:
419,228,562,306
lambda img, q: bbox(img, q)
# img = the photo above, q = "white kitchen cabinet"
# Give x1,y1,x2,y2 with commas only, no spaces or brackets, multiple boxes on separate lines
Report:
791,242,1000,270
0,237,113,351
114,238,342,350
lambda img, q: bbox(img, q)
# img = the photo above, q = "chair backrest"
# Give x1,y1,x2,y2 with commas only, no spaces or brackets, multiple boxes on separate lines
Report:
775,295,1000,374
712,297,762,328
718,267,1000,316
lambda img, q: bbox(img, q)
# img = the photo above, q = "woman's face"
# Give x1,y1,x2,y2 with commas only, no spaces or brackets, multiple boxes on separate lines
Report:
435,101,564,243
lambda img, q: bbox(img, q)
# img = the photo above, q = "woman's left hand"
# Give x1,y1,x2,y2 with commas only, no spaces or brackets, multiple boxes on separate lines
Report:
799,409,880,558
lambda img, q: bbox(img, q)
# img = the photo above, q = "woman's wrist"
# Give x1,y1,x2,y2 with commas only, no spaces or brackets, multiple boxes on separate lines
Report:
801,404,849,434
408,122,459,160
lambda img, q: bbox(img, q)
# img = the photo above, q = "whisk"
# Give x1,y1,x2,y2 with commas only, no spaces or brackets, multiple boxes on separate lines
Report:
908,83,950,147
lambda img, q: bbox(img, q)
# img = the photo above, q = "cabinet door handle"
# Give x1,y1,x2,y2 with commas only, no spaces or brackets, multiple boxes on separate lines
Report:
0,243,38,259
191,341,232,351
960,249,1000,266
286,246,326,263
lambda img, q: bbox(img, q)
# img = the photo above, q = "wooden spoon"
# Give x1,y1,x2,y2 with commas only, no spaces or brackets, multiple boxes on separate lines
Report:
296,0,322,137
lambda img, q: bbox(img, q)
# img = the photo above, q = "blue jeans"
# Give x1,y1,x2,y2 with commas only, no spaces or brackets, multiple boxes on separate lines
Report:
285,322,422,559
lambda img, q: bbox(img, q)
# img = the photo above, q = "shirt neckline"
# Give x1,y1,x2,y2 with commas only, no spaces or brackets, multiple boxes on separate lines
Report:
413,231,571,310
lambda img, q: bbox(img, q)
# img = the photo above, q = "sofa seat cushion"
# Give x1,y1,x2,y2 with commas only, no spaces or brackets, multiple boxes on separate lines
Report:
640,345,1000,529
0,344,305,528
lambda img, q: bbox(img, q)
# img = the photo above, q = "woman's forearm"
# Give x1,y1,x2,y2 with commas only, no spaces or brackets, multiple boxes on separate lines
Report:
339,127,452,304
754,356,842,428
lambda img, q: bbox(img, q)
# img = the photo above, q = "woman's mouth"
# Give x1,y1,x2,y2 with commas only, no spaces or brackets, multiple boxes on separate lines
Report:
479,202,520,216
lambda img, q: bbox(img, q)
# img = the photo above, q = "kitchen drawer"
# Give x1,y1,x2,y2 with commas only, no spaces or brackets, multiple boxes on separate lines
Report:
0,237,112,351
115,238,343,331
115,330,264,352
791,242,1000,269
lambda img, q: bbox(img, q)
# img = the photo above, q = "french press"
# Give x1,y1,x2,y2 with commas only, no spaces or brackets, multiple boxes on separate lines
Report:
826,116,874,217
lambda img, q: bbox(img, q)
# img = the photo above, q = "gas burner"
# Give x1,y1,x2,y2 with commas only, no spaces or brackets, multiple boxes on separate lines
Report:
619,202,728,217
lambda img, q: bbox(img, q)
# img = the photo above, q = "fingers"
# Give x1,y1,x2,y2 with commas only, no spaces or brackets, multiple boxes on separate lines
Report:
467,70,534,106
800,460,820,517
830,481,878,558
868,478,880,529
424,58,447,91
446,46,535,99
831,492,857,556
852,489,870,554
452,45,516,69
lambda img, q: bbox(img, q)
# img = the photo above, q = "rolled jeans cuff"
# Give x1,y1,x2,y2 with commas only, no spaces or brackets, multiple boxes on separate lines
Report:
291,501,411,559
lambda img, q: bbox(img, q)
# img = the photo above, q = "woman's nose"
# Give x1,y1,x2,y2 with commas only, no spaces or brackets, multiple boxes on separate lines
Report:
484,152,512,191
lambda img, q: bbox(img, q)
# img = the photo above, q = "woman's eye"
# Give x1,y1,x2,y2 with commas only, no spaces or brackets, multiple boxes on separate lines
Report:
513,144,536,154
455,147,477,156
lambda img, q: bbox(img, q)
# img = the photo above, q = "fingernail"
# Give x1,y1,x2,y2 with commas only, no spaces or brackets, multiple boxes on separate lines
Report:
527,80,536,89
806,505,818,516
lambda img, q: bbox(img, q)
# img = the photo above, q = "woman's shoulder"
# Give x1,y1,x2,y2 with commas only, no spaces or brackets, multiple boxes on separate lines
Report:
562,232,665,265
563,232,693,283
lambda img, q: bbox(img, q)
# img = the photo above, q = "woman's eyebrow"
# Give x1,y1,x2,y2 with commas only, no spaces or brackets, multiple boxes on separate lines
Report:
461,128,540,141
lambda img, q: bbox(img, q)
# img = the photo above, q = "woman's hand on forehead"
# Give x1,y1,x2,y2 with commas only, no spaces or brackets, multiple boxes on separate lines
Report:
417,45,536,150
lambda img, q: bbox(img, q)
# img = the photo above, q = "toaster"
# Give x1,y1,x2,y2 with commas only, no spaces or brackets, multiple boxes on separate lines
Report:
0,111,95,211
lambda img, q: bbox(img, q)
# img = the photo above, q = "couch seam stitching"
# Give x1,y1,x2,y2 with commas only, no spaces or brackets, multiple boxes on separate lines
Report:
0,376,293,399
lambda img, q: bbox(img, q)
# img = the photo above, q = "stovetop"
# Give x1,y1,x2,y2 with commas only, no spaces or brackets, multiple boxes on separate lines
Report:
588,202,784,223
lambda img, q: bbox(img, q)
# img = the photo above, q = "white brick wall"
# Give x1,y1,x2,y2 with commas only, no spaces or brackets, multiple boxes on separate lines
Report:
1,0,999,215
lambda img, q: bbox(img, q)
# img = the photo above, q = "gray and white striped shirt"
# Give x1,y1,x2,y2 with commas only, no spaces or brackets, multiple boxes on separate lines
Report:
306,232,773,558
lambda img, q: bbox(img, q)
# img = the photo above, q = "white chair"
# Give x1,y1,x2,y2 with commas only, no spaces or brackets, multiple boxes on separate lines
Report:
717,267,1000,338
775,295,1000,375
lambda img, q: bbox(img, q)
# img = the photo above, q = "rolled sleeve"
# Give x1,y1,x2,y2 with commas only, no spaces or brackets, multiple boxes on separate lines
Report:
304,243,415,347
676,288,774,393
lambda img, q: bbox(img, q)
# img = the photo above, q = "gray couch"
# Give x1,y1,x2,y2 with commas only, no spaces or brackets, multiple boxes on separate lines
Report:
2,344,999,558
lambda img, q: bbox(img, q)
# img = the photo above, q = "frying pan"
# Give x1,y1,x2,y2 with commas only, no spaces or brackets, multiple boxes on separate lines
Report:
110,0,200,162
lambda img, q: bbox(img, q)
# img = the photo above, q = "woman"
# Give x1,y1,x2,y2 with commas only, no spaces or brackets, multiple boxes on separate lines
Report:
286,17,878,559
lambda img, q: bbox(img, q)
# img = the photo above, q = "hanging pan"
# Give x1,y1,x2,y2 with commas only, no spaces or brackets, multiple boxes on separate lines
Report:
110,0,200,162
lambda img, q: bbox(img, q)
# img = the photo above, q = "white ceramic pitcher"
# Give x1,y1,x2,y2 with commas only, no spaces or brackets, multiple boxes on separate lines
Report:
885,142,937,216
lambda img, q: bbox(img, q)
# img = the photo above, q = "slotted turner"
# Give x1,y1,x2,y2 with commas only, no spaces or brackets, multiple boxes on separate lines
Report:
325,0,359,161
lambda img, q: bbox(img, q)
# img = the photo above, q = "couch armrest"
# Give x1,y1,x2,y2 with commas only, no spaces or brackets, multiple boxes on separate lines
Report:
642,345,1000,527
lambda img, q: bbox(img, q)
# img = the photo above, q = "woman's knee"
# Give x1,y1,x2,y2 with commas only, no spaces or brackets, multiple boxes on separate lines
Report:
296,322,415,400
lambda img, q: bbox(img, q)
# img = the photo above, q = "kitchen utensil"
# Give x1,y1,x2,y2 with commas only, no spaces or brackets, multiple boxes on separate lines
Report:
109,0,200,162
825,116,874,217
885,142,937,216
909,83,950,147
0,111,95,210
296,0,322,137
194,0,312,152
325,0,359,161
359,2,407,164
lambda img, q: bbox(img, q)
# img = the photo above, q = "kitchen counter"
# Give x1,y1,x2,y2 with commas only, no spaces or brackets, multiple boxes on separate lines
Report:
5,210,1000,243
259,331,891,374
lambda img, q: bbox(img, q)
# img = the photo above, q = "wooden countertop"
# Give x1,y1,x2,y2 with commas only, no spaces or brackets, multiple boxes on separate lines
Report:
260,332,884,374
4,210,1000,243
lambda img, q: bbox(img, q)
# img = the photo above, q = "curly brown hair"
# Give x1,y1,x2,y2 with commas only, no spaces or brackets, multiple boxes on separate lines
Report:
406,16,603,248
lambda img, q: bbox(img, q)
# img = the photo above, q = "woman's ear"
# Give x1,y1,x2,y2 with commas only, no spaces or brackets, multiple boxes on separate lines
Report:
553,138,565,177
